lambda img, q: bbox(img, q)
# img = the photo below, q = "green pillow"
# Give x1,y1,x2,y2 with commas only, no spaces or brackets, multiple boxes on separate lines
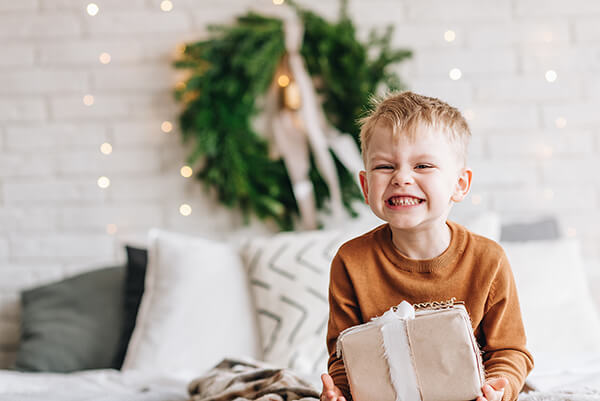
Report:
14,266,125,372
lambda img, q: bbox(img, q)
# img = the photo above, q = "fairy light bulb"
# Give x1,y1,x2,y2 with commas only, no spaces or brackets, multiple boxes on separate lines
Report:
555,117,567,129
278,74,290,87
543,188,554,200
179,204,192,216
97,176,110,189
86,3,99,16
100,142,113,155
83,94,94,106
444,30,456,42
273,0,285,4
106,224,118,235
471,194,482,205
566,227,577,237
545,70,557,82
449,68,462,80
161,121,173,133
99,52,111,64
463,109,475,121
542,31,553,43
180,166,193,178
160,0,173,12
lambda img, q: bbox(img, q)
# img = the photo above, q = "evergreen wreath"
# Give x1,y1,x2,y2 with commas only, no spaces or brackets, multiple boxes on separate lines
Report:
174,0,411,231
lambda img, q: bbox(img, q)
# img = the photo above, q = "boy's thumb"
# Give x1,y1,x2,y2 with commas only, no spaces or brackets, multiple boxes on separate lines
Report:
321,373,334,390
488,377,509,390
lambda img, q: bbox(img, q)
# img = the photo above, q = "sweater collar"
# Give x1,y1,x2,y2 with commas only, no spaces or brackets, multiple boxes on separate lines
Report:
375,220,466,273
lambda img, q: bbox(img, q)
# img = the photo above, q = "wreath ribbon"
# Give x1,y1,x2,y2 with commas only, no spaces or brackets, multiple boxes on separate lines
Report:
267,12,353,229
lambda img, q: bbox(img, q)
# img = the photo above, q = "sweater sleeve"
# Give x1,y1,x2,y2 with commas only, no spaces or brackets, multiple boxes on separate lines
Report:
480,252,534,401
326,252,362,401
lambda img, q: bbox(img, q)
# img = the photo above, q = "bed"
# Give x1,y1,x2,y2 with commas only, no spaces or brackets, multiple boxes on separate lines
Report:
1,213,599,401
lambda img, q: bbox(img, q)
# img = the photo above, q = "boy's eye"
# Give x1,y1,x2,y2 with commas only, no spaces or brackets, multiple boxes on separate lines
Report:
415,164,432,169
374,165,393,170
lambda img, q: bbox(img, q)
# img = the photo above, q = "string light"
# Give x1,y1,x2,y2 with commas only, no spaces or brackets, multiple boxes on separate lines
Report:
444,30,456,42
545,70,557,82
99,52,111,64
471,194,482,205
180,165,193,178
273,0,285,4
449,68,462,80
463,109,475,121
555,117,567,129
86,3,99,16
566,227,577,237
179,204,192,216
277,74,290,87
540,144,553,158
106,224,118,235
176,43,186,55
100,142,113,155
83,94,94,106
161,121,173,133
160,0,173,12
97,176,110,189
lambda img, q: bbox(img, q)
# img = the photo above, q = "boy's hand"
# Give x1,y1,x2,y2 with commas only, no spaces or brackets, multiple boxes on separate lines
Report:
320,373,346,401
477,377,508,401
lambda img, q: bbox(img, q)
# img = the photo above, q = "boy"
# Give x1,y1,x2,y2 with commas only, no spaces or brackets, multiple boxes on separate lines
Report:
320,92,533,401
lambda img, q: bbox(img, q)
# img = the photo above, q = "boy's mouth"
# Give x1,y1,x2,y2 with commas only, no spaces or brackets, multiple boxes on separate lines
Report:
387,196,425,207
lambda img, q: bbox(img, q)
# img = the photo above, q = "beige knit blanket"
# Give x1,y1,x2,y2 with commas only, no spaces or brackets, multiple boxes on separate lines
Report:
188,358,320,401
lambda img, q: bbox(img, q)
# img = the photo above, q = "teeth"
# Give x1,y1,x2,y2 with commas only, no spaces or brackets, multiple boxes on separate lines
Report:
390,197,421,206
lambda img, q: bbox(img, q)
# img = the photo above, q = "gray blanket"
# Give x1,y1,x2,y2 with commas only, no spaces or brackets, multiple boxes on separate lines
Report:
188,359,600,401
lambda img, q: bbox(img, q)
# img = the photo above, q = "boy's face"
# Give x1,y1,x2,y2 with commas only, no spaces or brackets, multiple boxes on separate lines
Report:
359,122,472,234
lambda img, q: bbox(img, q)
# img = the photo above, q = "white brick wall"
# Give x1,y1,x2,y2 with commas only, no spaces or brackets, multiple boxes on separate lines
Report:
0,0,599,280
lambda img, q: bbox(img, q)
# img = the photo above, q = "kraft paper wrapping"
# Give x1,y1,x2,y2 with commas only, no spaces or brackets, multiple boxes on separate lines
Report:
339,323,397,401
337,305,484,401
407,309,484,401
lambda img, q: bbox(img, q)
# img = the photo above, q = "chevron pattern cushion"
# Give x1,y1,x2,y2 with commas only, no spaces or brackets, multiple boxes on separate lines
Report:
240,225,374,376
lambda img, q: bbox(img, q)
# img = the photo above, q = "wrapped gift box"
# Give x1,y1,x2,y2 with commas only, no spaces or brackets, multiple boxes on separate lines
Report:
336,300,485,401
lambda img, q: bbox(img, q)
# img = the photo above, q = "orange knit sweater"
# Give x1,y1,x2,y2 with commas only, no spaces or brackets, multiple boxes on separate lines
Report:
326,221,534,401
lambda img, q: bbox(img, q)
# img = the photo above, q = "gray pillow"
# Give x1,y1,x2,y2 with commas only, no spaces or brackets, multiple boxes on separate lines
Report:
500,217,561,242
14,266,125,372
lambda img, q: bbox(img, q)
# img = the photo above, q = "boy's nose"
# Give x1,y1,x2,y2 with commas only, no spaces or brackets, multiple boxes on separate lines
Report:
391,168,414,186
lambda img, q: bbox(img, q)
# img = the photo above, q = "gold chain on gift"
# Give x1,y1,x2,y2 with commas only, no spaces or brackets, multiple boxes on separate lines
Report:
413,297,463,310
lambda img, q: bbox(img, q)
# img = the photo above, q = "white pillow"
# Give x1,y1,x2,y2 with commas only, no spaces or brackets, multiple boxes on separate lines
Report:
502,239,600,360
122,229,262,380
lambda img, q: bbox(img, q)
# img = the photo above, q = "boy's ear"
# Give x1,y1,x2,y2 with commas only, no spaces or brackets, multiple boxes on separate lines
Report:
451,167,472,203
359,171,369,204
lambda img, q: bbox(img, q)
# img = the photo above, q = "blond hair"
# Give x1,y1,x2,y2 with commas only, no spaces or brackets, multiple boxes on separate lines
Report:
359,91,471,165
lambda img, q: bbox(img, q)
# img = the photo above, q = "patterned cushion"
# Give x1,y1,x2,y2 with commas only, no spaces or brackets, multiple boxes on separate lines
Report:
240,225,373,376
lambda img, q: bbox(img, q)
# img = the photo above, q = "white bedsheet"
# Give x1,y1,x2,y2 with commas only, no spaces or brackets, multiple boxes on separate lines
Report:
0,369,189,401
2,354,600,401
526,352,600,392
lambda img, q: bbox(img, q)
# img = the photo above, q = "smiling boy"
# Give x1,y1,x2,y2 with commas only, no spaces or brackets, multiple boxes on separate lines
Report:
320,92,533,401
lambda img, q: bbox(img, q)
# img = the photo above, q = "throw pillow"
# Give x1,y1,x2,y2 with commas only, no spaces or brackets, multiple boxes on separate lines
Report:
502,239,600,359
112,246,148,368
500,216,561,242
121,229,262,380
14,266,125,372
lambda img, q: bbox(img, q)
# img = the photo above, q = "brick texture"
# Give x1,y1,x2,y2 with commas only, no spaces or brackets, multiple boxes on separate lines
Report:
0,3,599,359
